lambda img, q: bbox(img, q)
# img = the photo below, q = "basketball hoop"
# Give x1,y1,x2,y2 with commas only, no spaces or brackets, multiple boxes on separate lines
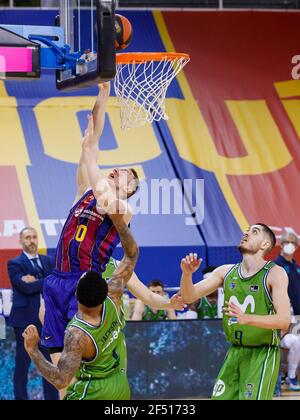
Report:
115,52,190,129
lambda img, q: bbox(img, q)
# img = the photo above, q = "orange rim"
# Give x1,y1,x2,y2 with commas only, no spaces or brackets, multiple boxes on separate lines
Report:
116,52,190,64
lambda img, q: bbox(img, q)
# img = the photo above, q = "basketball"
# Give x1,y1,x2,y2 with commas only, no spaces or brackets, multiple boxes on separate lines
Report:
115,14,133,50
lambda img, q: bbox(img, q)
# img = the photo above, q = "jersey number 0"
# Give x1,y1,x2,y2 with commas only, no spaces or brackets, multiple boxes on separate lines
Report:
75,224,88,242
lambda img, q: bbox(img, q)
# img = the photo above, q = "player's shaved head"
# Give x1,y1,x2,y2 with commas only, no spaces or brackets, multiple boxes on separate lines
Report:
77,271,108,308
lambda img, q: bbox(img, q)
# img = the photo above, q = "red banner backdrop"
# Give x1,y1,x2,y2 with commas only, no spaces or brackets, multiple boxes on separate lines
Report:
163,11,300,237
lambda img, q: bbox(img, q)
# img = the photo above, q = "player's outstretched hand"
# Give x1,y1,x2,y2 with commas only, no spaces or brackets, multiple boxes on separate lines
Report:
170,293,186,311
22,325,40,354
82,114,95,150
98,81,111,97
181,253,202,274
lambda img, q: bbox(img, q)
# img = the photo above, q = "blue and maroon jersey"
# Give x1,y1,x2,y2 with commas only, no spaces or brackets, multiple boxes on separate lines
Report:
55,190,120,273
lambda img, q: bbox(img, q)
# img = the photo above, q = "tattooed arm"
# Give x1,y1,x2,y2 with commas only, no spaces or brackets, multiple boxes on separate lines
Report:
107,211,139,309
23,325,87,390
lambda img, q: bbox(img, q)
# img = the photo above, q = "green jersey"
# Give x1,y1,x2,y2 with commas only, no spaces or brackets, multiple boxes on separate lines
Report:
142,306,168,321
223,261,280,347
197,297,218,319
67,296,126,381
102,257,131,320
102,257,119,280
65,296,130,400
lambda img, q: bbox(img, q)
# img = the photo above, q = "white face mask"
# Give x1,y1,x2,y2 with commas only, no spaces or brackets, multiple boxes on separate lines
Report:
283,243,296,256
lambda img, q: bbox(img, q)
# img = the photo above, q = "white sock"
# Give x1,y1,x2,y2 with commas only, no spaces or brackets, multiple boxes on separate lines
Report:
288,339,300,379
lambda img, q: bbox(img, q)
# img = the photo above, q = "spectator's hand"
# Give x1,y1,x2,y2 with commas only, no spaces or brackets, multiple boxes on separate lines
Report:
22,325,40,354
170,293,186,311
22,275,36,283
181,253,202,274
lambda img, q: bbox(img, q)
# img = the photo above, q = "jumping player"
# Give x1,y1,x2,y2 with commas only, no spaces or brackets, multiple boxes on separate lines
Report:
41,83,139,358
180,224,291,400
24,207,139,400
41,83,183,385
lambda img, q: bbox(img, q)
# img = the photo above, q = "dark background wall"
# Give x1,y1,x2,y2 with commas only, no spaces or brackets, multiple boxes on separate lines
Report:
0,320,229,400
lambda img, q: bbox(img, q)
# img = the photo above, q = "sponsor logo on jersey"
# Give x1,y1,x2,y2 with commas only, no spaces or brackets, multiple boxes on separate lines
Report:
74,207,84,217
101,320,119,345
229,295,255,313
100,320,122,352
80,209,104,222
102,325,122,353
244,391,253,399
229,282,236,290
212,380,226,397
250,285,259,293
228,317,238,326
83,194,94,204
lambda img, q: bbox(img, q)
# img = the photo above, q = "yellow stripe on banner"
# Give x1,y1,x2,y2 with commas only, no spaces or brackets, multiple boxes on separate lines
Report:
275,80,300,98
0,81,7,97
153,12,249,230
0,81,17,106
0,82,47,252
152,12,194,104
15,166,47,254
275,80,300,141
281,99,300,139
34,96,161,166
225,100,291,174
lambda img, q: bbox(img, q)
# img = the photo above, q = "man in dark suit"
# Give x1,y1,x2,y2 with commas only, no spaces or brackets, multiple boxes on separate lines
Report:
7,227,58,400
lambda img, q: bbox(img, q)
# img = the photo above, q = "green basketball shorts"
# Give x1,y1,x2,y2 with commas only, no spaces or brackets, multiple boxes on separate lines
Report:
65,369,130,400
211,345,280,400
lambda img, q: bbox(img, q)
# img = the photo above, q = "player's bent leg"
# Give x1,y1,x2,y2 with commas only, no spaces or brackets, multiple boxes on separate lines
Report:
211,347,239,400
239,346,280,400
41,273,67,350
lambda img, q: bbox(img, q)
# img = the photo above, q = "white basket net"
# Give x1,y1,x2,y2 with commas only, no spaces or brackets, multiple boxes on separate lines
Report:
114,53,190,129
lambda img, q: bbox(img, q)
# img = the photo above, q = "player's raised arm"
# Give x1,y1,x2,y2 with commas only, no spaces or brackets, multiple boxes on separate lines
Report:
81,112,116,211
107,210,139,309
127,272,185,312
82,116,134,225
92,82,110,141
180,253,229,303
76,83,110,198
